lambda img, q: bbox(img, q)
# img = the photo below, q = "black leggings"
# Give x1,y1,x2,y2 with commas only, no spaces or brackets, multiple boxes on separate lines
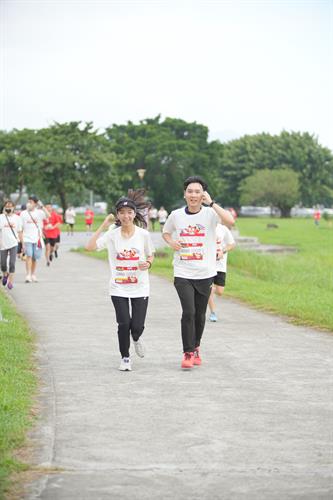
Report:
1,246,18,274
111,296,149,358
174,277,213,353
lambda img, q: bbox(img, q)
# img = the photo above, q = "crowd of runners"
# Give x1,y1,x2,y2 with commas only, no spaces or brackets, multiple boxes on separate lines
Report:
1,175,237,371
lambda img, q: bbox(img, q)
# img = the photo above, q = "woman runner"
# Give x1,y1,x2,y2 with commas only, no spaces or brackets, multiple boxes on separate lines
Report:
86,190,155,371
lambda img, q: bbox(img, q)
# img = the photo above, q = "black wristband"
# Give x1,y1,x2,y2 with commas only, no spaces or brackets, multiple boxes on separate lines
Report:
209,200,216,207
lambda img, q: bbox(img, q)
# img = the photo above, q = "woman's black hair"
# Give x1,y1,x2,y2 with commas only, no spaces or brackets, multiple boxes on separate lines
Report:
1,199,14,213
115,189,151,228
183,176,208,191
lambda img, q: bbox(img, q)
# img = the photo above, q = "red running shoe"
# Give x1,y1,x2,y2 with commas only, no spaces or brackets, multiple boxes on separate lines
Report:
181,352,194,369
193,348,202,366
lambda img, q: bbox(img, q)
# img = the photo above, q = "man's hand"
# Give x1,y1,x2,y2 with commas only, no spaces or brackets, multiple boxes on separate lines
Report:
170,239,182,251
202,191,213,205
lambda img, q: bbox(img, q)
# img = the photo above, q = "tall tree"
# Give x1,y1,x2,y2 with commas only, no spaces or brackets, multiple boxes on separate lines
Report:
240,168,300,217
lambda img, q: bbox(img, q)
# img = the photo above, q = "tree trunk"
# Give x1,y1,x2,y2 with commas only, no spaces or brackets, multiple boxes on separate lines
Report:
59,191,67,213
280,207,291,218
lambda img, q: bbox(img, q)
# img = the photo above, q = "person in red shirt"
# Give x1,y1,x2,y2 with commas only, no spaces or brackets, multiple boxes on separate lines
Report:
43,204,61,265
54,208,63,258
85,207,94,233
313,209,321,227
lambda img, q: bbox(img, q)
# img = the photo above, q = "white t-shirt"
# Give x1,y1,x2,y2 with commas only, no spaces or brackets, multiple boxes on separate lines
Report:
163,206,220,279
158,209,168,223
96,225,155,298
0,214,22,250
149,208,158,219
21,209,46,243
65,208,76,224
216,224,235,273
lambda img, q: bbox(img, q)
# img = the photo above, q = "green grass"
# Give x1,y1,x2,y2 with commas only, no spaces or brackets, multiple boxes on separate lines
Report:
62,214,105,232
0,291,37,498
76,217,333,331
224,217,333,330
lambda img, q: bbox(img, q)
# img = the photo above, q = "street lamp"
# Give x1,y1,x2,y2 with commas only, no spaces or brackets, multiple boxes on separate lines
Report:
137,168,146,187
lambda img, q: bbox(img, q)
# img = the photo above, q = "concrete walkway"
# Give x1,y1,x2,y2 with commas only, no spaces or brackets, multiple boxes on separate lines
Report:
7,233,333,499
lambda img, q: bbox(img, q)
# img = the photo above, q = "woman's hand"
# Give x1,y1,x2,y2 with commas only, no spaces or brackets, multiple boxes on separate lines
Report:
102,213,115,229
216,248,224,260
138,261,151,271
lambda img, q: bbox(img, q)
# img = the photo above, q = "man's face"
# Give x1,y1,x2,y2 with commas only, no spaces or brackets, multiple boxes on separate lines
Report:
27,199,37,211
45,204,52,213
184,183,204,208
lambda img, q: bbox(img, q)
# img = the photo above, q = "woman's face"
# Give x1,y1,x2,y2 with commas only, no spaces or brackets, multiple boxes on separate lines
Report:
184,182,204,210
117,207,136,226
4,203,14,214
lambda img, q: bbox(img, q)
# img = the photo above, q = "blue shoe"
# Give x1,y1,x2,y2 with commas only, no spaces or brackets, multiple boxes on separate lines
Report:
2,275,8,286
209,312,218,322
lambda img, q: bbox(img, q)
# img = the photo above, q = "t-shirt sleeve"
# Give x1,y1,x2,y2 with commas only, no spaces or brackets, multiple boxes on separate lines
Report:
210,208,220,226
95,225,115,251
0,216,4,230
224,227,236,246
162,212,175,234
144,231,155,256
96,233,109,251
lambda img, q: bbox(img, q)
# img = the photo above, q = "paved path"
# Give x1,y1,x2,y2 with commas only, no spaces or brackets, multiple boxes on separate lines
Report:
7,234,333,499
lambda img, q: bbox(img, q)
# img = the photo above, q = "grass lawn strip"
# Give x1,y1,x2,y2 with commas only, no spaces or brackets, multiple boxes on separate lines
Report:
0,290,37,499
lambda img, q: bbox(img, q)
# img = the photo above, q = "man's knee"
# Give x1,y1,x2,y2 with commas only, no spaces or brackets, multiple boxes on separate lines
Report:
182,309,195,322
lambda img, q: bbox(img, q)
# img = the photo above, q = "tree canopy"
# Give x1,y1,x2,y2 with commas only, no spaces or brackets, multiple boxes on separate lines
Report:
0,118,332,215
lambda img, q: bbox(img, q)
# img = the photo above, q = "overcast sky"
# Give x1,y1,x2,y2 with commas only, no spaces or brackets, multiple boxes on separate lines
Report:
1,0,332,150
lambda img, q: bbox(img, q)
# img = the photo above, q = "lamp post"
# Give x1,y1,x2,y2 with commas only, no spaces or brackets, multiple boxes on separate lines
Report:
137,168,146,187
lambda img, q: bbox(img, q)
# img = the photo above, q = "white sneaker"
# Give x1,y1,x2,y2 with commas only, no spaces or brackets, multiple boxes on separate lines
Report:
134,339,145,358
25,275,32,283
119,357,132,371
31,275,38,282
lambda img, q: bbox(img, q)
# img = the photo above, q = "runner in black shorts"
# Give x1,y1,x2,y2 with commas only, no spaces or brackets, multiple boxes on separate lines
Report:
213,271,226,287
208,223,236,322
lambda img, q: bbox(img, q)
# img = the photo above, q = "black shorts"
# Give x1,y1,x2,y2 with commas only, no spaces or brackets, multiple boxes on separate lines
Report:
56,235,60,243
44,237,58,247
213,271,226,287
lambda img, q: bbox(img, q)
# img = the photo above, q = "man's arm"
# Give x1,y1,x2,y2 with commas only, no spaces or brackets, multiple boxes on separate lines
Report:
162,232,182,251
202,192,235,227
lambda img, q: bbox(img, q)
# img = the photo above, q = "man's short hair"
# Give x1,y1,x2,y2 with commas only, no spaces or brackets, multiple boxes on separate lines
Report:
29,195,39,203
183,176,208,191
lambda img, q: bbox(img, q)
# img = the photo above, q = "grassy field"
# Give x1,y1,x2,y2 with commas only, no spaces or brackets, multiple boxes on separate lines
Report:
77,217,333,331
0,291,37,498
62,214,105,232
226,217,333,330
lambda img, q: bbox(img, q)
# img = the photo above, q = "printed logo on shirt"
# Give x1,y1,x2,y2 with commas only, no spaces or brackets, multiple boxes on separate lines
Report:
115,247,140,284
116,248,140,260
115,276,138,284
179,224,206,260
180,224,205,237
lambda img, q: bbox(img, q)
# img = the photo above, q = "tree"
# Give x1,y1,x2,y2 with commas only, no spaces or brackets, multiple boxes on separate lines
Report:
219,131,333,209
0,128,47,205
240,168,300,217
105,116,222,210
